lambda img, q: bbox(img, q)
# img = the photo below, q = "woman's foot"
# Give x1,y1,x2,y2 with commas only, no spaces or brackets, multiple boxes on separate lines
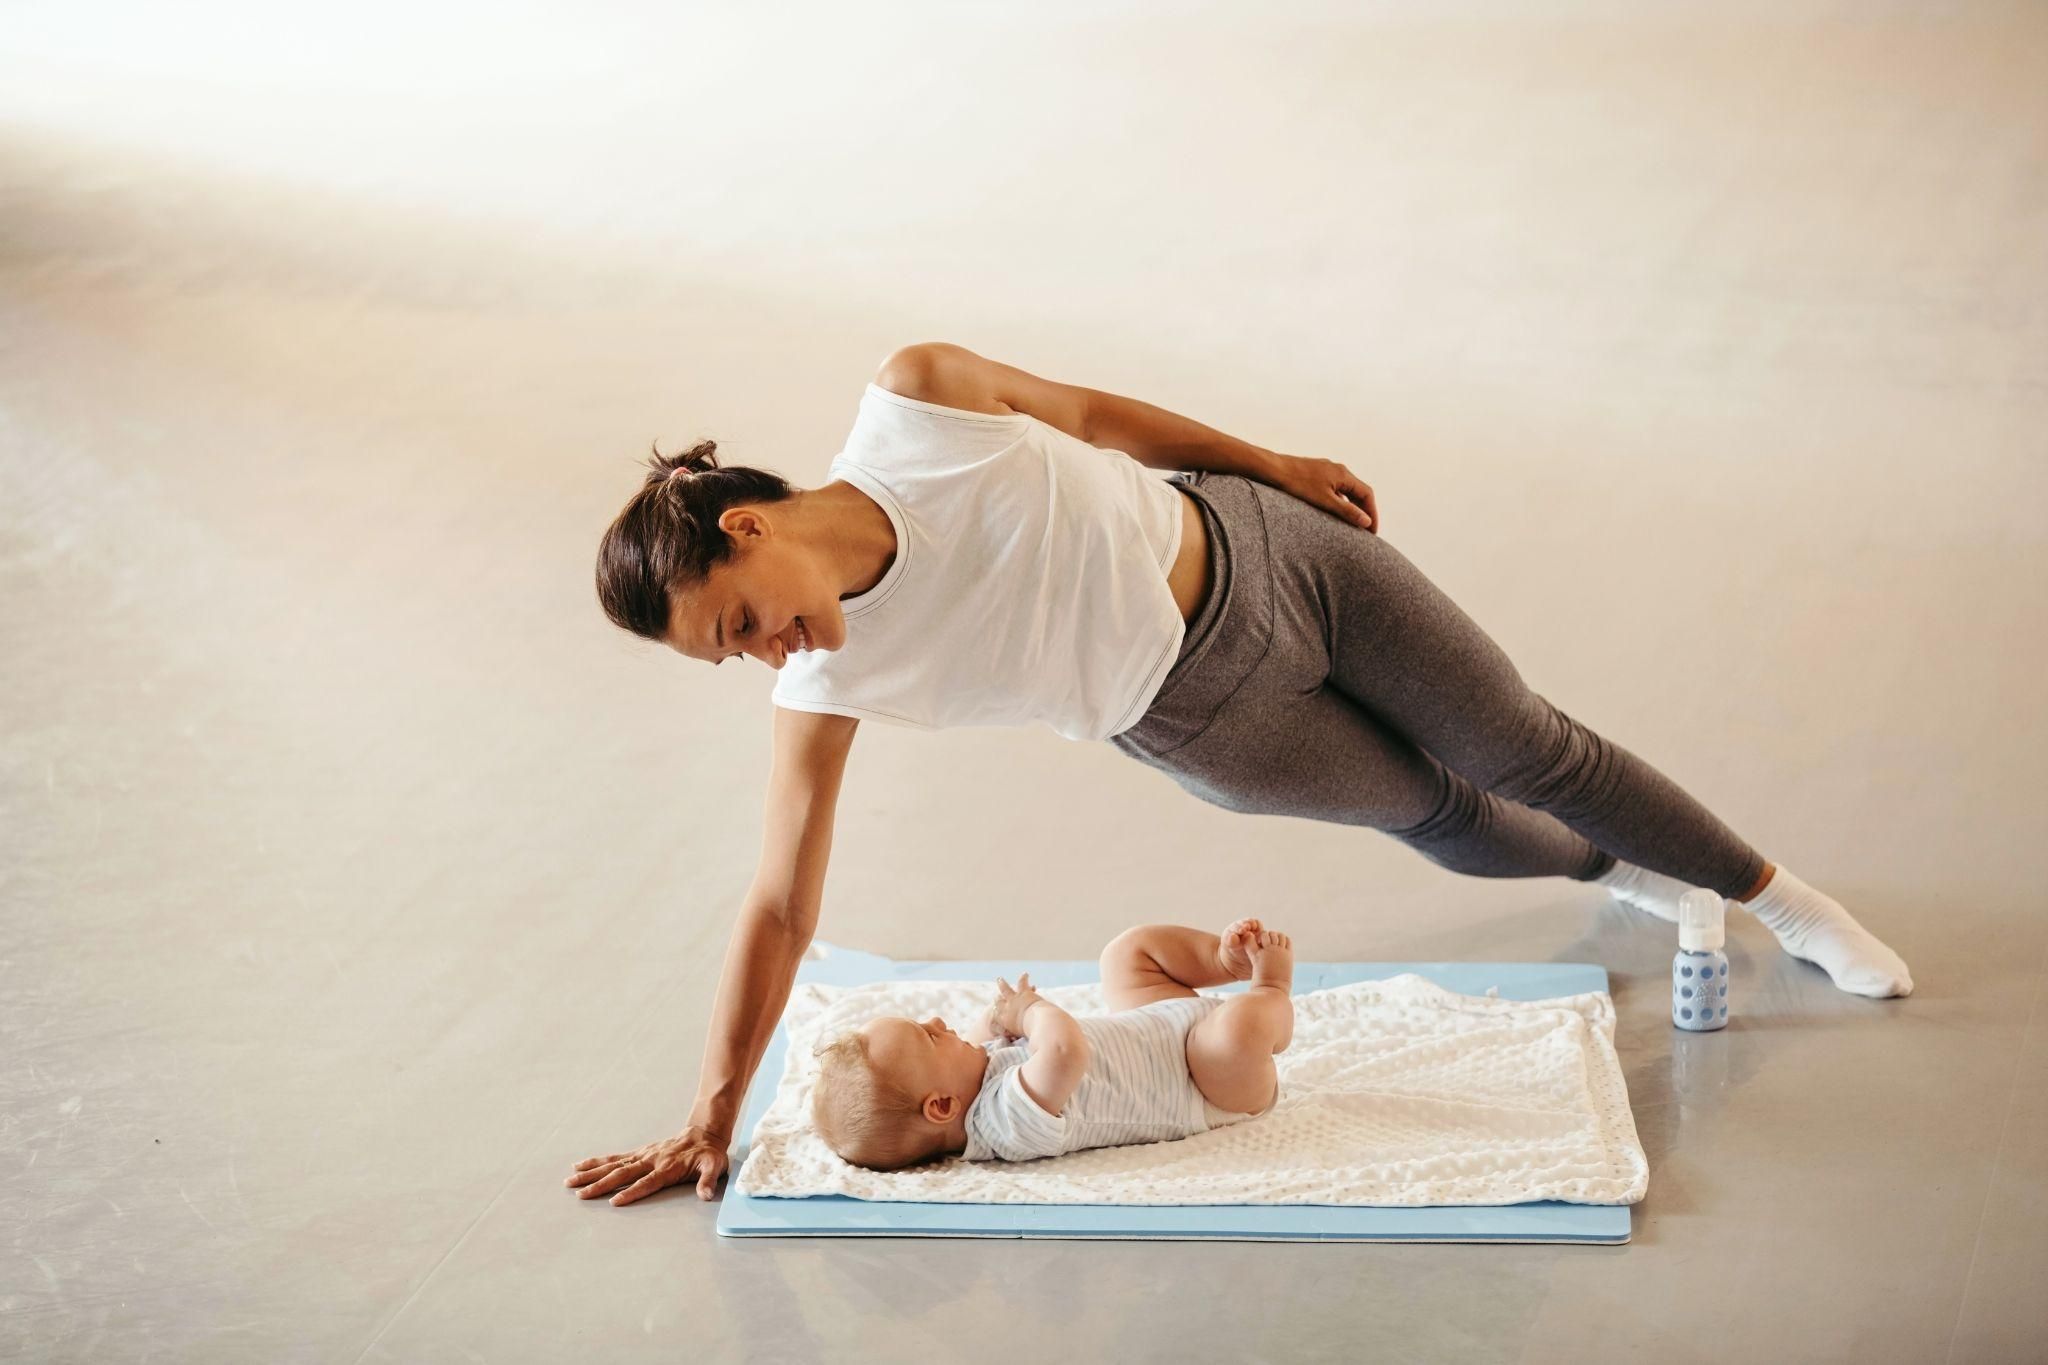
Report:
1739,865,1914,998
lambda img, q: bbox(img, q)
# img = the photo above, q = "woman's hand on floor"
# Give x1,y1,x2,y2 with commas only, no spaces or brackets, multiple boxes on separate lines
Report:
1262,453,1378,534
564,1125,728,1205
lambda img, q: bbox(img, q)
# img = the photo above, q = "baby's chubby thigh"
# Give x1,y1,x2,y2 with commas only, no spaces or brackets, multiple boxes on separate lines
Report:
1183,995,1284,1117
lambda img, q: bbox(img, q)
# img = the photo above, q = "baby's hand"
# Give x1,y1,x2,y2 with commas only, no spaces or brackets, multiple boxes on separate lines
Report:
991,973,1044,1040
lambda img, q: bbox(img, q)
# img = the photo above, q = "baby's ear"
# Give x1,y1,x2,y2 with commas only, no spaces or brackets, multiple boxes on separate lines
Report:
922,1093,958,1124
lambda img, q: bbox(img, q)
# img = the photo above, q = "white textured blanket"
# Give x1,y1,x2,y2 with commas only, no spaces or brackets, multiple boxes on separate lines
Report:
735,974,1649,1207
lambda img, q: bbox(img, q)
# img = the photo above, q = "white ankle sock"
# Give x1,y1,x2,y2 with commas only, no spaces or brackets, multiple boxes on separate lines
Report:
1593,859,1696,923
1739,864,1914,998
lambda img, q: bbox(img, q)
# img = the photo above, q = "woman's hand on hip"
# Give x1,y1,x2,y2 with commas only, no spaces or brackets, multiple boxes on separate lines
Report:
1263,453,1378,534
565,1124,728,1205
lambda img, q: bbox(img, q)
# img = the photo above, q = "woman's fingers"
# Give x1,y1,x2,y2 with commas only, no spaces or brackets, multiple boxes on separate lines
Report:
565,1157,629,1187
1306,456,1376,533
567,1132,729,1205
1267,452,1377,533
1347,477,1378,532
576,1162,644,1199
612,1167,672,1206
611,1151,723,1205
1328,465,1376,532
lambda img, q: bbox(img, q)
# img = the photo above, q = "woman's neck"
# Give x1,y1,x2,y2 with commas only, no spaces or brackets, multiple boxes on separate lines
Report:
812,479,897,600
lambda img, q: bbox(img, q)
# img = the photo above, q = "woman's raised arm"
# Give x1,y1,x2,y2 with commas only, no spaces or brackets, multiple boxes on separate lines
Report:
564,706,860,1205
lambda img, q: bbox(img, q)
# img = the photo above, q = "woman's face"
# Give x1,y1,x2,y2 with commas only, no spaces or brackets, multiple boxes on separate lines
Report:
662,504,844,669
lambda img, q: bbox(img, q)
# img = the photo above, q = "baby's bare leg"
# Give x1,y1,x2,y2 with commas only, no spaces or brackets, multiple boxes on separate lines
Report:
1098,923,1242,1011
1186,930,1295,1116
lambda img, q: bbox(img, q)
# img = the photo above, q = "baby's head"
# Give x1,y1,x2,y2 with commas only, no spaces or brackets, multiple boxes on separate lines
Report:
811,1014,991,1171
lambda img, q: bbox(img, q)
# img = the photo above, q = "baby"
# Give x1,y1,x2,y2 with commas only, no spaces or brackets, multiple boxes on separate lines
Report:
810,918,1294,1169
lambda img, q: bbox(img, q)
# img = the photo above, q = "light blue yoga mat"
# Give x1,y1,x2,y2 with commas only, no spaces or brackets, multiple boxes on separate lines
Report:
717,945,1635,1244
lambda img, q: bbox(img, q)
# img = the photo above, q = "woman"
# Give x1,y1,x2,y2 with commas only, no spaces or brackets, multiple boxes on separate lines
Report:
566,342,1913,1207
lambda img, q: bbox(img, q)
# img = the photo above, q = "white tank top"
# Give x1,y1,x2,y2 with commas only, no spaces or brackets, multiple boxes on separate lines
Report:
770,383,1188,742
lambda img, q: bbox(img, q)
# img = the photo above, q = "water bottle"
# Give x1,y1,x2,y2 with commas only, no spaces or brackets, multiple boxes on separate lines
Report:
1673,888,1730,1031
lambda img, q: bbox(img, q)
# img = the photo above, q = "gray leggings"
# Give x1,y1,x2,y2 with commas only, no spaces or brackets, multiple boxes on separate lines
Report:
1109,472,1769,901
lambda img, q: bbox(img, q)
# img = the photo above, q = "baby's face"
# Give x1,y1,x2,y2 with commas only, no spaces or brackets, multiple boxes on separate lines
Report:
859,1014,990,1105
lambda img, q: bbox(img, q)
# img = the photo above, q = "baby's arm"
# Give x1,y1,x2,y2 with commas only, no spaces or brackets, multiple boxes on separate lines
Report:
1015,998,1090,1118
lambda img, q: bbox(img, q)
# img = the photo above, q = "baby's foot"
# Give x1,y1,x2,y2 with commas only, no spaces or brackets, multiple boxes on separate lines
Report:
1248,928,1293,992
1216,918,1262,982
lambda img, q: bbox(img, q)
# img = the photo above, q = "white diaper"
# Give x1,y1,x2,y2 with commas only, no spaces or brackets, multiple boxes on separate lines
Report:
1199,1095,1264,1131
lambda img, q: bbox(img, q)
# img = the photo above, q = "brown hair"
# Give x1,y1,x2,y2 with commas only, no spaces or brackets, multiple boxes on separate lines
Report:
594,438,798,642
809,1028,952,1172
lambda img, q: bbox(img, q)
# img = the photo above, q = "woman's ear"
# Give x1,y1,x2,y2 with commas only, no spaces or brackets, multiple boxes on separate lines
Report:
922,1093,957,1124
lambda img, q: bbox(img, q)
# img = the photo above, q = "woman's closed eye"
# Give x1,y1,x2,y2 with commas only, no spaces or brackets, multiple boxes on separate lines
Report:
714,609,753,666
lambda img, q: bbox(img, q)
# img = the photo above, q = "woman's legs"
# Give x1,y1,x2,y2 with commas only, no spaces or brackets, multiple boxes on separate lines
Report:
1115,475,1648,887
1114,474,1910,997
1738,862,1778,902
1272,490,1769,900
1146,680,1621,882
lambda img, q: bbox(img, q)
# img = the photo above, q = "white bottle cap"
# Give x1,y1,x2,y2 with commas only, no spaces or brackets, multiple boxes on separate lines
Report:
1678,888,1725,952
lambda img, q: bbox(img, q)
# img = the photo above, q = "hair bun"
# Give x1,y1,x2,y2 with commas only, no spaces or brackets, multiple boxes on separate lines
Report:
646,438,720,486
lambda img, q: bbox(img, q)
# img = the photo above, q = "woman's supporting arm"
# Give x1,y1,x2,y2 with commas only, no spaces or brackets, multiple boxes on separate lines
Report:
562,900,810,1207
698,704,859,1127
685,898,814,1142
565,707,859,1206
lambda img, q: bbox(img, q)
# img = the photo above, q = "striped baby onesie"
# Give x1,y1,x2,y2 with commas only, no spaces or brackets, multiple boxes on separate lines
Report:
961,995,1258,1163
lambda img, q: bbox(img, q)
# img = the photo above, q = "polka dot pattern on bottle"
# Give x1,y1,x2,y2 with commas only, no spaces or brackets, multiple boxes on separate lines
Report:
1673,951,1730,1031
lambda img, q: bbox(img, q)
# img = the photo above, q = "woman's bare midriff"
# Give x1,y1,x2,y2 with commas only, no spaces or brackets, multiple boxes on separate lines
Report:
1167,485,1213,624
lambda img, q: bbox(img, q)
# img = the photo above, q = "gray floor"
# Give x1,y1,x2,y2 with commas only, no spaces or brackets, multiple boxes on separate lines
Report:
4,3,2045,1362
